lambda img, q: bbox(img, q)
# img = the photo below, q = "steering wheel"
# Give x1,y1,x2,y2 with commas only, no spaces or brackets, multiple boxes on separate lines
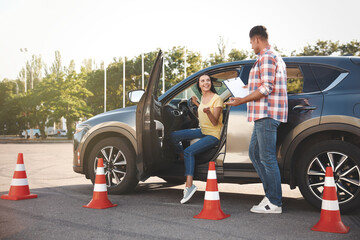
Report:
187,97,198,119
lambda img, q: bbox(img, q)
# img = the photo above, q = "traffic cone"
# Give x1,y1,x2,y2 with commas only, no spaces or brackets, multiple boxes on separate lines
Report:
83,158,117,209
311,166,349,234
1,153,38,200
194,161,230,220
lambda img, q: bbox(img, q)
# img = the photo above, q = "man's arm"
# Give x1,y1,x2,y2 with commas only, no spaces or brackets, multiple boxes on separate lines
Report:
225,89,264,106
226,55,276,106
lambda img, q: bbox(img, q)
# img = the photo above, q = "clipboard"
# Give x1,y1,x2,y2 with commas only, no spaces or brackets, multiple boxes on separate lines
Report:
223,77,248,98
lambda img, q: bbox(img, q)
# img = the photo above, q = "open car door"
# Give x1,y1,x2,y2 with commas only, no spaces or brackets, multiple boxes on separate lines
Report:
136,50,165,180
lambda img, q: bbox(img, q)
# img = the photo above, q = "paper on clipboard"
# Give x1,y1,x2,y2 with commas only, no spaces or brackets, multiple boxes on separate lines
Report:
223,77,248,98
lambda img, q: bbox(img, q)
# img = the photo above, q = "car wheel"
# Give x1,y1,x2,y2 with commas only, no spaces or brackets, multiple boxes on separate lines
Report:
88,137,138,194
297,140,360,212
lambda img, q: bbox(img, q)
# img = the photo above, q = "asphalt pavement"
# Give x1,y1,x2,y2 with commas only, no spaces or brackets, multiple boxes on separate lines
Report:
0,143,359,240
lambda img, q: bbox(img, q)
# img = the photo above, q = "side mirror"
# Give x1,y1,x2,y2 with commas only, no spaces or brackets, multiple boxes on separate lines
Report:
128,90,145,103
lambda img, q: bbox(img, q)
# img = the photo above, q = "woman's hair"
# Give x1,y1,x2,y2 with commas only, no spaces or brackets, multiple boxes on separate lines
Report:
196,74,217,95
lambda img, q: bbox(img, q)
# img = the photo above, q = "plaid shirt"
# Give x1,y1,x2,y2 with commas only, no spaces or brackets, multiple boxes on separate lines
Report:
247,45,288,122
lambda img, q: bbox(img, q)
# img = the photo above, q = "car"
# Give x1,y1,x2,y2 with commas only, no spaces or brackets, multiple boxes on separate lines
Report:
21,129,41,138
57,129,67,137
73,51,360,212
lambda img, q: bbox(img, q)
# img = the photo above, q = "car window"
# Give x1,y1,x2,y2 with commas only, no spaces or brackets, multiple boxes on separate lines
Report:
172,81,226,101
310,65,344,91
287,66,305,94
171,70,239,101
286,65,320,94
173,85,199,100
239,65,251,85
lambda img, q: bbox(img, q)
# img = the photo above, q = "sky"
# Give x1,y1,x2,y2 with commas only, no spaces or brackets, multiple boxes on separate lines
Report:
1,0,360,80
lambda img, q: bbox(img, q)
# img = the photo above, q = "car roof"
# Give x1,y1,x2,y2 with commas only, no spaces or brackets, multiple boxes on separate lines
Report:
160,56,360,101
227,56,358,65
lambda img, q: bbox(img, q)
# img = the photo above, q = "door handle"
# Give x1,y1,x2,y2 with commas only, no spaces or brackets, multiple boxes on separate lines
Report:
292,105,317,111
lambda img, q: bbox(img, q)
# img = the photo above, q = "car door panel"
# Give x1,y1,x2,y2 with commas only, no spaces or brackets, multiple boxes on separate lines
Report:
136,51,165,180
224,104,254,164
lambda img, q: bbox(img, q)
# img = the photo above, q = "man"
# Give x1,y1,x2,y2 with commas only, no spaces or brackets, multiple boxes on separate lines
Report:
226,25,288,213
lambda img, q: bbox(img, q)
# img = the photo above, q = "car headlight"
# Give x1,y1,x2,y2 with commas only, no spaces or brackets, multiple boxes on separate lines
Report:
75,124,89,133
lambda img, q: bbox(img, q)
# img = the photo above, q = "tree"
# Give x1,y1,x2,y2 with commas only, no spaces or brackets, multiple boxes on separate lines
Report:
26,77,59,139
51,70,93,139
0,80,19,135
17,54,43,92
49,50,63,77
40,52,94,139
292,40,339,56
164,47,203,88
84,69,105,115
82,58,95,73
338,40,360,56
228,48,249,62
208,36,228,66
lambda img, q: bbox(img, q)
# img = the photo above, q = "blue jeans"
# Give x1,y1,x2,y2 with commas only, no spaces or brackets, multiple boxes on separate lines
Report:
249,118,282,207
170,128,219,176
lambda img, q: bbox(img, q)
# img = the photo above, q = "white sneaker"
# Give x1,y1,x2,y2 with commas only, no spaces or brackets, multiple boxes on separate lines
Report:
250,201,282,214
180,185,197,204
251,196,269,210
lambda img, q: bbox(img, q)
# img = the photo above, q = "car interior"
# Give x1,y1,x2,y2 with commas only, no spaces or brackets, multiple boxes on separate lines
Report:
160,69,241,170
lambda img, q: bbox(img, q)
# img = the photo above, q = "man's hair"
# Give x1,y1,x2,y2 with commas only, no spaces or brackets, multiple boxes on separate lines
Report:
249,25,268,40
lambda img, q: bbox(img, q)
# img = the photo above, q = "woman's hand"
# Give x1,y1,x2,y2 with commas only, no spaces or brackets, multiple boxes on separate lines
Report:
191,96,199,107
191,96,199,105
204,106,222,126
203,107,211,114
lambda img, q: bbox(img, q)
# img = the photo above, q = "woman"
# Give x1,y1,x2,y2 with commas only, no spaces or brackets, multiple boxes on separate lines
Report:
171,74,223,204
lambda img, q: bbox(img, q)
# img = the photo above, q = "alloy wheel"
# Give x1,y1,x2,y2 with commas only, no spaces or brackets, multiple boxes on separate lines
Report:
307,151,360,204
94,145,127,187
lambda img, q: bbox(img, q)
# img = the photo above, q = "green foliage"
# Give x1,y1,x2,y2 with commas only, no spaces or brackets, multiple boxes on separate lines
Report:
0,80,20,134
338,40,360,56
1,39,360,138
50,70,93,139
164,47,203,88
292,40,360,56
287,78,303,94
228,48,249,62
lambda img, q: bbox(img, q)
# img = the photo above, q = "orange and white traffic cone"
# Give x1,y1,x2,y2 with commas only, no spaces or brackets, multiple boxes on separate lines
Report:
311,166,349,234
83,158,117,209
1,153,38,200
194,161,230,220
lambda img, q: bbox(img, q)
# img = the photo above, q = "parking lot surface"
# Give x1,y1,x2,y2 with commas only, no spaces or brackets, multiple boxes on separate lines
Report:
0,143,359,239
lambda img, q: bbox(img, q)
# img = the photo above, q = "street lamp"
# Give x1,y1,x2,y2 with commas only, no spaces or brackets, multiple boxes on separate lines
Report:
14,81,19,95
20,48,28,93
104,60,107,113
20,48,30,139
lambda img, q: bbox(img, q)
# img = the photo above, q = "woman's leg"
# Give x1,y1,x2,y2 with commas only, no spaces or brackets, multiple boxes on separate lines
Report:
183,135,219,187
170,128,204,155
185,176,193,188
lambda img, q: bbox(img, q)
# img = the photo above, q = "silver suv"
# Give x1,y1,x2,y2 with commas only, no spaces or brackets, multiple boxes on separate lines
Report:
73,51,360,212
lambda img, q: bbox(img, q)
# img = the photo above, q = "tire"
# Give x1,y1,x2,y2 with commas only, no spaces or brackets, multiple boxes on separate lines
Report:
87,137,138,194
297,140,360,213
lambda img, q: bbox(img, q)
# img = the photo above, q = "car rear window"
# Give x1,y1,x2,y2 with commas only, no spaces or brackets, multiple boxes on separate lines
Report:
286,65,320,94
310,65,344,91
286,66,304,94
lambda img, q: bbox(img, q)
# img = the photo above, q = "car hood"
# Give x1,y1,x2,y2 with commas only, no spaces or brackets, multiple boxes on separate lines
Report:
82,106,137,129
91,106,136,119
